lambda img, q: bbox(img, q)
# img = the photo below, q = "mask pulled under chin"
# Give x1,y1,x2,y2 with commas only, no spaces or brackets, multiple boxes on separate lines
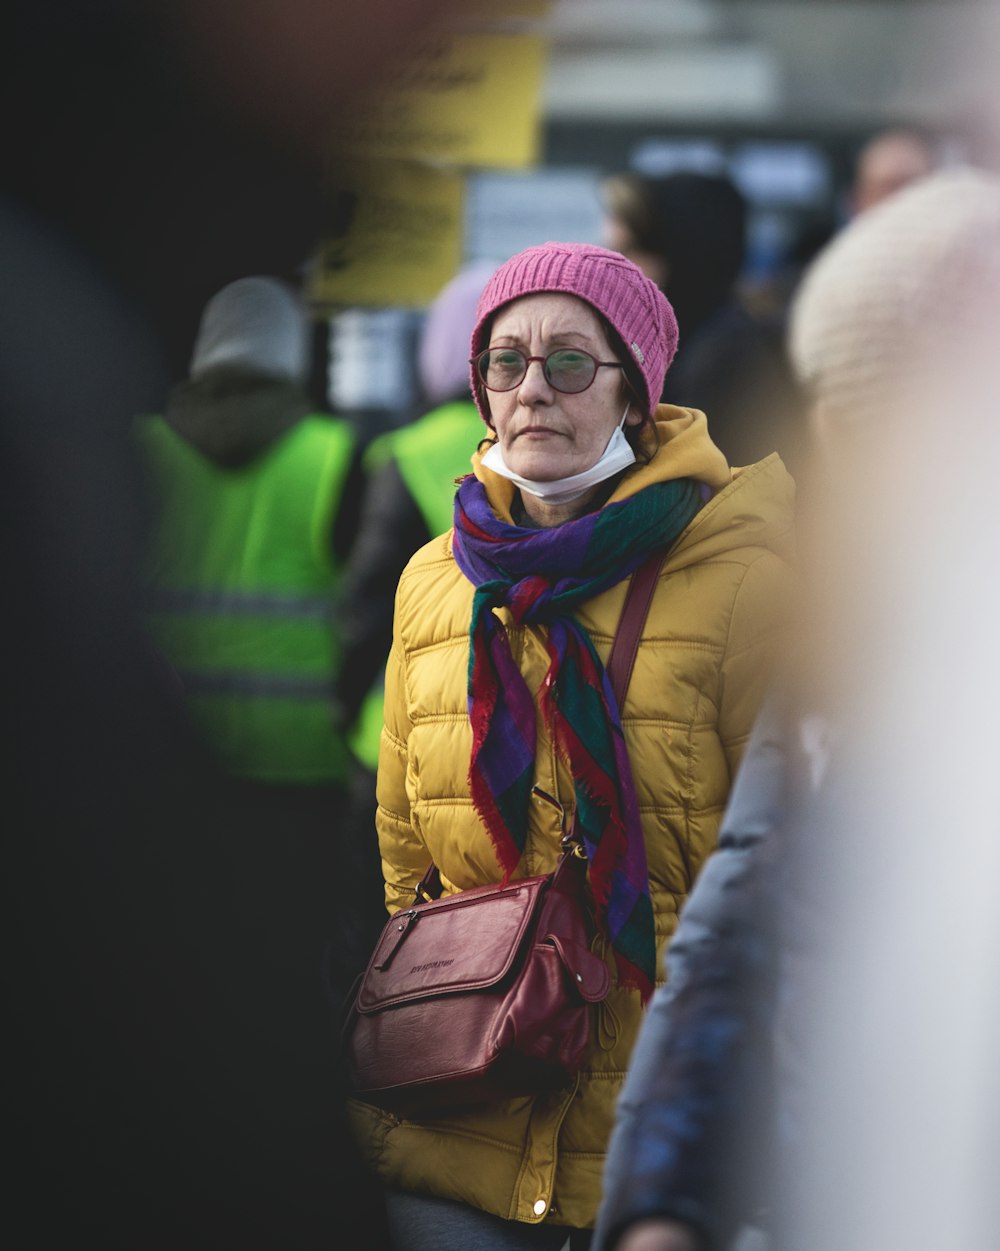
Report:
481,412,637,507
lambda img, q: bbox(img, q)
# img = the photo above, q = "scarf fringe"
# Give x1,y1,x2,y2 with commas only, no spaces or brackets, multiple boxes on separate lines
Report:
613,952,654,1005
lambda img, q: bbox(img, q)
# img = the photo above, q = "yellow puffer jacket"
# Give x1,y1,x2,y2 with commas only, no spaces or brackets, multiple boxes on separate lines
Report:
349,407,796,1231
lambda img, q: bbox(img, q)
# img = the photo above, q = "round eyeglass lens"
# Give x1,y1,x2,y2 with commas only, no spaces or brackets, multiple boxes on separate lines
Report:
477,348,602,393
545,349,598,392
479,349,526,391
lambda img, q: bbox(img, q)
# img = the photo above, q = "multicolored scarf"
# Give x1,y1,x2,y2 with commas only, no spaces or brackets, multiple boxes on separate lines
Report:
451,475,704,1000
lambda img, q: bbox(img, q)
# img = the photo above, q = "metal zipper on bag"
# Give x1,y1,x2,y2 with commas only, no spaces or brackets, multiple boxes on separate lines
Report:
374,909,420,971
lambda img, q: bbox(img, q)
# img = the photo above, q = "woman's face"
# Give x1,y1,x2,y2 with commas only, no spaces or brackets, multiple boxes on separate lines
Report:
484,292,640,484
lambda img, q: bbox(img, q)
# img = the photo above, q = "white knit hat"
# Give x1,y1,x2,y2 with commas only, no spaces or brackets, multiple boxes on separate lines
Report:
789,168,1000,428
190,276,309,382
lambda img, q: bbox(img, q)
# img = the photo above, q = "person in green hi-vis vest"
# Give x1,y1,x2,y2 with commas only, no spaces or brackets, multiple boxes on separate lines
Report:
135,275,363,790
134,276,368,1116
330,261,496,993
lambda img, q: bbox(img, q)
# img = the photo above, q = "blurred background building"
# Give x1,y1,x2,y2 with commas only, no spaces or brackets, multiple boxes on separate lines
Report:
308,0,1000,438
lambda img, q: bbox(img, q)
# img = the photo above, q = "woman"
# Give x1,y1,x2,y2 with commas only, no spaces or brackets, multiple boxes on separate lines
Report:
347,241,796,1249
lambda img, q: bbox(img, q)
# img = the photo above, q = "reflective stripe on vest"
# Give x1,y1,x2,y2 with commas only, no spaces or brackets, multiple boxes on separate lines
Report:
135,412,354,783
176,669,334,698
145,587,337,621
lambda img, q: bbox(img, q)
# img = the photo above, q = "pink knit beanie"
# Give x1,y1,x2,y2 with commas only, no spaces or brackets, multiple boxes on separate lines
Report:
469,241,678,422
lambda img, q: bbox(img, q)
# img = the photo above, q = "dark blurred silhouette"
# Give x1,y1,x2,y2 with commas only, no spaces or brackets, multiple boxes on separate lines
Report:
601,170,807,477
1,0,462,1247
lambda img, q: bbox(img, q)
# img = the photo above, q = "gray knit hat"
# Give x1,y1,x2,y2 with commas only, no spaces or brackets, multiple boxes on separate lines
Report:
190,276,309,382
789,168,1000,428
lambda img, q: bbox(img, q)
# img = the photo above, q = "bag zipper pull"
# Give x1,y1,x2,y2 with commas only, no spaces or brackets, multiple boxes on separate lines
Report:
374,909,419,971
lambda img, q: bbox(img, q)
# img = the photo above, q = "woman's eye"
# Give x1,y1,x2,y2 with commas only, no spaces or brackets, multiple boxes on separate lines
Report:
492,350,522,367
550,351,589,372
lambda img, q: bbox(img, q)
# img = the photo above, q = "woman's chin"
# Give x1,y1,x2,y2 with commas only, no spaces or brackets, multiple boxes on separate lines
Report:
505,451,586,483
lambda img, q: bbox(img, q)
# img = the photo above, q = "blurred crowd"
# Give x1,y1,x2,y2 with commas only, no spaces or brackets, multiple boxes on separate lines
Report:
5,2,1000,1249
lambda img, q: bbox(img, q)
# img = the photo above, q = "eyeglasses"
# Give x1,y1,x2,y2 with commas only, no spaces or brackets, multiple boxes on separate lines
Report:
472,347,624,394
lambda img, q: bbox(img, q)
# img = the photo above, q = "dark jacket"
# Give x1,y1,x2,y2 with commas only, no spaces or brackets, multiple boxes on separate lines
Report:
662,301,807,478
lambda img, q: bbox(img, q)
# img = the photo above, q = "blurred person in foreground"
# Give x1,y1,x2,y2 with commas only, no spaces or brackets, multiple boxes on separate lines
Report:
347,241,795,1249
600,170,806,478
1,0,462,1246
328,260,497,996
591,165,1000,1251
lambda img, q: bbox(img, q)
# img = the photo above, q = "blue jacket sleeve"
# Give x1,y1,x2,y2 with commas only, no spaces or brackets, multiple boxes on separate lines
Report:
593,687,792,1251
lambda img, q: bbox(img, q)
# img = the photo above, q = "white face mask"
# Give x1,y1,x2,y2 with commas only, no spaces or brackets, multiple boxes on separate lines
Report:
481,404,637,506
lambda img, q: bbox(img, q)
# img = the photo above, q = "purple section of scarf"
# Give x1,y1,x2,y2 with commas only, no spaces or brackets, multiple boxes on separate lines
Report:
475,623,537,797
453,479,602,594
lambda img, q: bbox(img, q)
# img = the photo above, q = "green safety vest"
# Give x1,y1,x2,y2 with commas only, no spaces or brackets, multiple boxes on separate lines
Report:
135,412,355,783
349,400,484,770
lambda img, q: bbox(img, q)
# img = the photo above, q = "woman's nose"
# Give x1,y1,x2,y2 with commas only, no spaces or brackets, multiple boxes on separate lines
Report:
516,356,553,402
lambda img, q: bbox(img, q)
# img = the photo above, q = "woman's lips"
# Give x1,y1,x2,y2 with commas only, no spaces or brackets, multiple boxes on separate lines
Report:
516,425,563,438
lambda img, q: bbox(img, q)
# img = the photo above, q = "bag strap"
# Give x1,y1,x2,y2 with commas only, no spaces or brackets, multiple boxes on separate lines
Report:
605,548,667,708
412,547,668,904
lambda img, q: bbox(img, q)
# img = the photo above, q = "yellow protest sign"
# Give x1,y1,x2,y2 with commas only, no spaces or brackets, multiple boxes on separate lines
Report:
334,33,546,169
309,160,464,309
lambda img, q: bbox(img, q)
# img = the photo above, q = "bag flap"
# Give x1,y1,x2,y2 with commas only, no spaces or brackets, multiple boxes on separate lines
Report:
547,934,612,1003
356,876,547,1013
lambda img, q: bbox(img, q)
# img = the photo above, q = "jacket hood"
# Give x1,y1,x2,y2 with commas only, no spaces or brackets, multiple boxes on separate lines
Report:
471,403,795,565
163,372,314,467
612,405,732,497
472,404,730,518
667,449,796,573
